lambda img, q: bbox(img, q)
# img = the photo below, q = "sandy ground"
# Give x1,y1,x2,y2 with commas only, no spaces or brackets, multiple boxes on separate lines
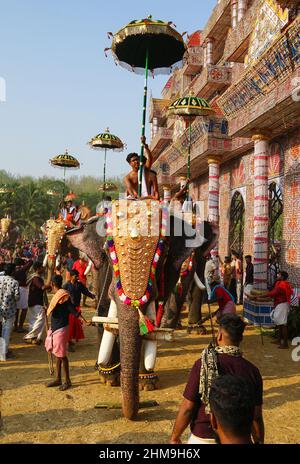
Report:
0,304,300,444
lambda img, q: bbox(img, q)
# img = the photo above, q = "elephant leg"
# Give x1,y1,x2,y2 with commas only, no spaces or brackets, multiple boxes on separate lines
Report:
139,302,159,391
188,284,203,324
118,304,141,420
187,285,206,334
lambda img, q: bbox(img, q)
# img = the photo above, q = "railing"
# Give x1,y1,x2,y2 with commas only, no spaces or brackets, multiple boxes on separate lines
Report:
191,65,232,97
222,1,258,62
150,127,173,154
218,15,300,118
202,0,232,42
149,98,171,122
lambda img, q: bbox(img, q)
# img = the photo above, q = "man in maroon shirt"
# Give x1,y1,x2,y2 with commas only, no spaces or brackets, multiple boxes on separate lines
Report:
170,314,264,444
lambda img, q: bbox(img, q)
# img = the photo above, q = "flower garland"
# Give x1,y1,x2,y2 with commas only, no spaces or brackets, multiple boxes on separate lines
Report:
180,253,194,278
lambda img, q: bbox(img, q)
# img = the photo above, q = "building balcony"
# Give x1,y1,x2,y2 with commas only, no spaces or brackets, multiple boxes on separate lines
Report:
169,132,232,178
150,127,173,159
149,98,171,123
218,15,300,137
191,64,232,99
182,46,204,76
202,0,232,43
155,118,230,178
222,2,258,63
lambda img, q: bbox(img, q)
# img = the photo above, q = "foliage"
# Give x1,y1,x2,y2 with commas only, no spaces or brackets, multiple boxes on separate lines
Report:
288,306,300,340
0,170,125,238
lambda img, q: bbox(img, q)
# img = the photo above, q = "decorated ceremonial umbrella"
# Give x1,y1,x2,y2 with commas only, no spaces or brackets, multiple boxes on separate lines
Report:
88,128,124,198
168,93,214,194
106,16,186,196
49,150,80,200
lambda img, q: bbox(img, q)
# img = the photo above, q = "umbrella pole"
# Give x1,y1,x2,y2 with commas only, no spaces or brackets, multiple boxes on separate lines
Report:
103,148,107,200
187,117,192,199
63,167,66,200
138,48,149,198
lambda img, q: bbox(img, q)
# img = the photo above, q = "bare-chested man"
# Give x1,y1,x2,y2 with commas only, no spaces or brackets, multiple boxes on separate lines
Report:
124,137,159,199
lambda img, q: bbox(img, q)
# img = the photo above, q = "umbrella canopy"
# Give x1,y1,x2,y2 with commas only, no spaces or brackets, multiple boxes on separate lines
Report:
49,150,80,169
168,94,214,117
109,16,186,74
98,182,118,192
88,128,124,151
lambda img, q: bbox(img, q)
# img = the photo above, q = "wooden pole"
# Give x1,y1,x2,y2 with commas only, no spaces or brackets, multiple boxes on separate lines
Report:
138,49,149,197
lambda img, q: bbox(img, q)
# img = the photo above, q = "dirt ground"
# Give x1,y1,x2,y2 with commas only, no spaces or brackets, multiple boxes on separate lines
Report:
1,303,300,444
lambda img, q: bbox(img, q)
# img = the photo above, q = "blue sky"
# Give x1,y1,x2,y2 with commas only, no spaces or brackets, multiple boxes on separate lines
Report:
0,0,216,181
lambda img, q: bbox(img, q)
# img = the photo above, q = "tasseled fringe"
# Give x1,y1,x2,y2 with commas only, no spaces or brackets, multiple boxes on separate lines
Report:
156,301,164,328
138,308,155,336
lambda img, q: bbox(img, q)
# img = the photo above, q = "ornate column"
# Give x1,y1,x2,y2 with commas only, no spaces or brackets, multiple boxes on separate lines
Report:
206,38,214,66
203,44,207,67
238,0,247,22
207,156,222,255
252,132,271,290
163,185,171,202
231,0,238,29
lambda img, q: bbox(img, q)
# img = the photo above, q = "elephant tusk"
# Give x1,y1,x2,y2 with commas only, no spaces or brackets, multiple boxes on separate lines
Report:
56,255,61,268
194,272,206,290
43,253,48,268
144,301,157,371
84,260,92,276
97,299,118,366
144,339,157,371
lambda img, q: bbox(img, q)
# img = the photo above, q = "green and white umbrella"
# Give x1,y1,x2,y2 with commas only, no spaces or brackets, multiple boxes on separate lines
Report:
106,16,186,196
88,128,124,198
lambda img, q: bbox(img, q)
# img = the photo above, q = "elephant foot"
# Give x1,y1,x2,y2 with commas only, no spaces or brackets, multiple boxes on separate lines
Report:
187,324,207,335
138,372,159,391
97,362,121,387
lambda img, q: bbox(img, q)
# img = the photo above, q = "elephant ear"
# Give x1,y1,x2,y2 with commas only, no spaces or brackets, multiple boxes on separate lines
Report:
65,216,107,269
162,217,217,298
168,215,214,270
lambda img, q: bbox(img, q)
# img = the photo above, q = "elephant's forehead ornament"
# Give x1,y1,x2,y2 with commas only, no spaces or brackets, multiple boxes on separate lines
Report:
1,217,11,234
45,219,66,258
106,199,168,309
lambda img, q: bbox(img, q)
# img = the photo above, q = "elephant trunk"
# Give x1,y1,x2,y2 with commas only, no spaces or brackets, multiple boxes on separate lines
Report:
118,303,142,420
45,256,55,286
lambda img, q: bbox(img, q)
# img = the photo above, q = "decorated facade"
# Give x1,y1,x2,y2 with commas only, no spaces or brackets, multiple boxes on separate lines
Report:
149,0,300,288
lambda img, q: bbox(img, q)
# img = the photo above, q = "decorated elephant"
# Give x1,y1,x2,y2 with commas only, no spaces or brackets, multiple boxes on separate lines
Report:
160,246,210,333
0,216,20,248
41,216,106,292
95,199,217,419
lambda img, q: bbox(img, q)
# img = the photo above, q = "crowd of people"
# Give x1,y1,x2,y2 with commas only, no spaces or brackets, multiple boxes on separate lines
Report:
0,140,295,443
0,240,95,373
204,251,251,305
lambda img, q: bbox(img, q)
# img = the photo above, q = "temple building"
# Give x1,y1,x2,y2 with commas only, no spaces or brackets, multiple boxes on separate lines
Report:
149,0,300,290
